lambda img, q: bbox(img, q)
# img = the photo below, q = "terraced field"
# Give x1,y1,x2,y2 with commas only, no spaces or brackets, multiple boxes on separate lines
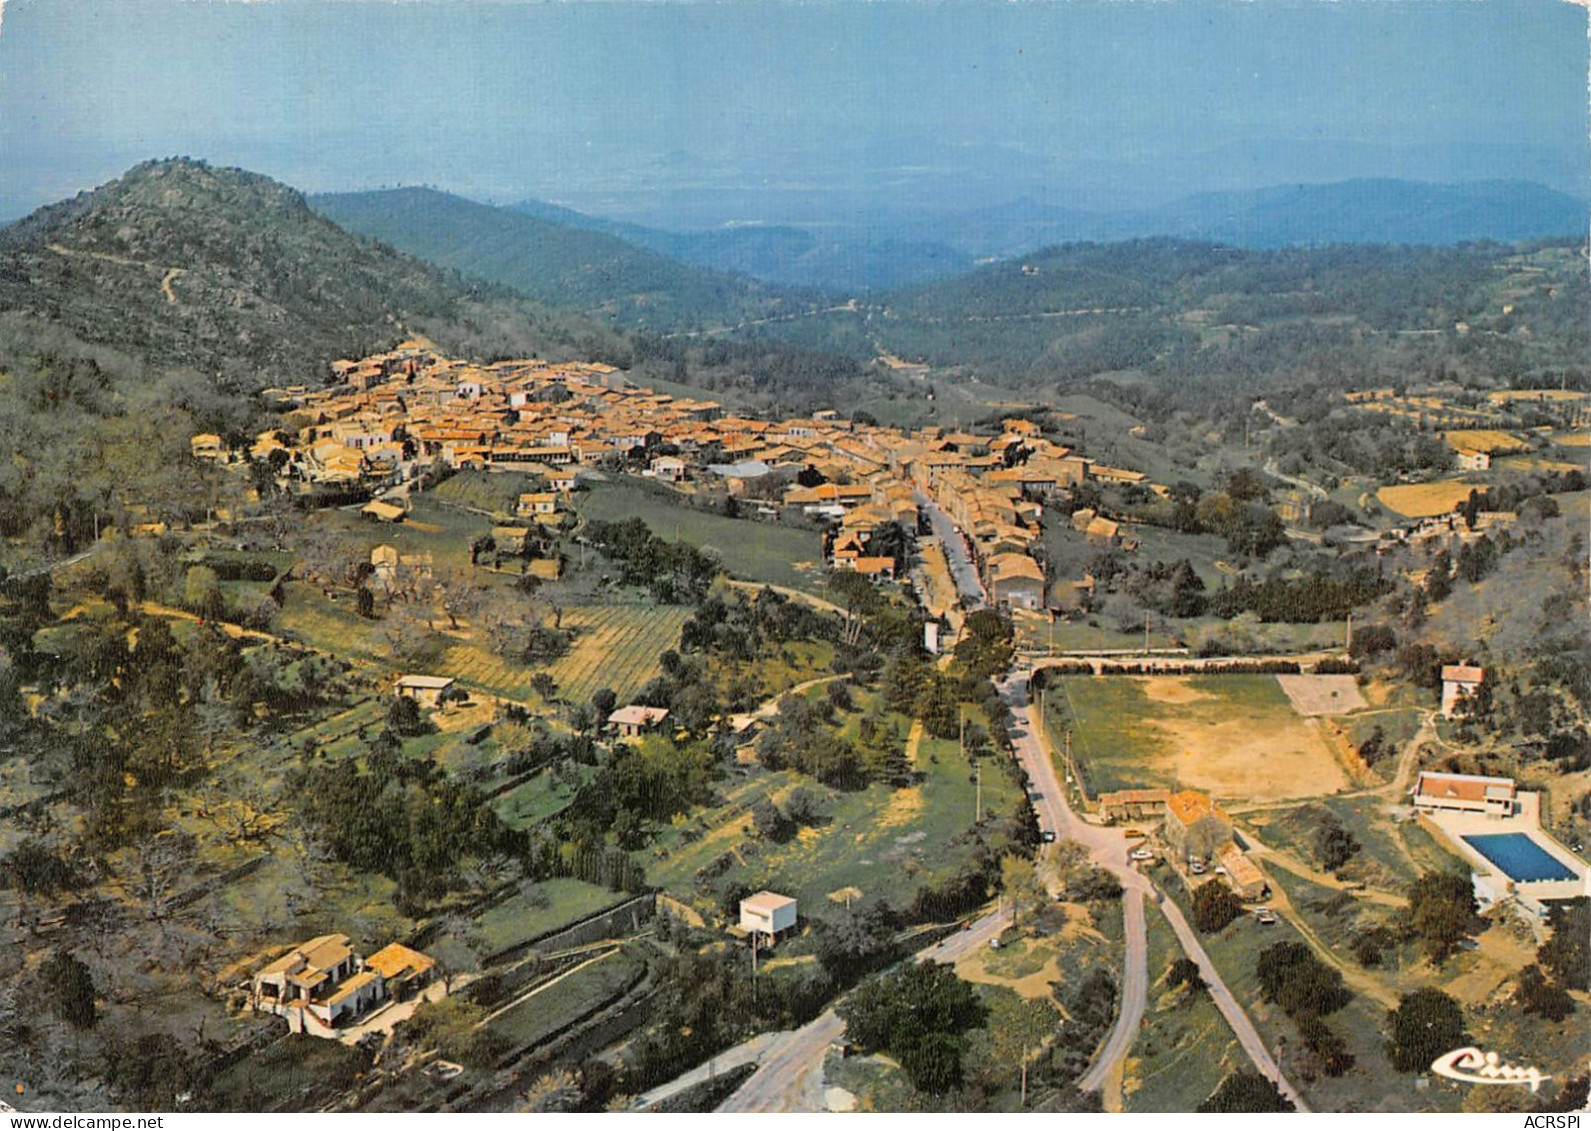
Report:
444,603,691,705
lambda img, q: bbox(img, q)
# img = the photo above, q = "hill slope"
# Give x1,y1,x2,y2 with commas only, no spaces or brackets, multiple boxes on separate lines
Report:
0,160,610,388
509,198,976,292
313,187,815,330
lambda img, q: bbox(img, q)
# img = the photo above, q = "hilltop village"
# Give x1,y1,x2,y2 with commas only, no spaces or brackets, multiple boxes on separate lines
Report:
192,338,1150,608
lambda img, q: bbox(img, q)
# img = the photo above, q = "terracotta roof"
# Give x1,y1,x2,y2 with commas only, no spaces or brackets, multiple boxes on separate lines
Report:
1165,790,1232,827
364,942,437,982
1414,771,1515,803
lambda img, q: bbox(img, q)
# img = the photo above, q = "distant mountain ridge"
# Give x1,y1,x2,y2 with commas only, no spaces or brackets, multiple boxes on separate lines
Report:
508,198,975,292
312,187,818,331
505,177,1587,289
938,179,1588,258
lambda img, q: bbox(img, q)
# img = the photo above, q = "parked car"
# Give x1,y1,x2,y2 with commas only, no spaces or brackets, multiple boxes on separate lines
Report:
1041,830,1057,843
1189,860,1207,875
1130,848,1155,862
1254,907,1278,925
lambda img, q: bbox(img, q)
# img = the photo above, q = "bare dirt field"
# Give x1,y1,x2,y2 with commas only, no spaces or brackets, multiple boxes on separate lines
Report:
1051,674,1349,803
1275,674,1369,716
1376,479,1484,518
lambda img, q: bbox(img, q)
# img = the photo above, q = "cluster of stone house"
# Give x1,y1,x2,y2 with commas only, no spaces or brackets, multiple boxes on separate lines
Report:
1098,786,1268,901
194,340,1152,611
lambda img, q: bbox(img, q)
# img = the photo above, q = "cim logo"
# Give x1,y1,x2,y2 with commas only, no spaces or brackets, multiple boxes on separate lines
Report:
1431,1047,1550,1093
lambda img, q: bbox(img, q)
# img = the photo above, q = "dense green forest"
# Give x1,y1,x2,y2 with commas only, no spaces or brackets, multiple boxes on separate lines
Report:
745,238,1589,403
314,187,818,333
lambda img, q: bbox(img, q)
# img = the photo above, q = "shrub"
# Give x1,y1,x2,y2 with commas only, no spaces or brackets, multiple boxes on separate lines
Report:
1192,881,1244,933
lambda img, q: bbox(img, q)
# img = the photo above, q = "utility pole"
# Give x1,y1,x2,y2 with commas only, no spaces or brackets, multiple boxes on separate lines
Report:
1144,611,1151,655
974,759,982,826
1345,611,1353,655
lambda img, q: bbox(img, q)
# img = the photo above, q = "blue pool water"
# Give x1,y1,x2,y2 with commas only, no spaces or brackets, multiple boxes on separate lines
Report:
1462,833,1577,883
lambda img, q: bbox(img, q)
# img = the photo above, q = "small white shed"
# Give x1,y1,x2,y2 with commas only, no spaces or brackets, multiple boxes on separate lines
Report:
739,891,798,941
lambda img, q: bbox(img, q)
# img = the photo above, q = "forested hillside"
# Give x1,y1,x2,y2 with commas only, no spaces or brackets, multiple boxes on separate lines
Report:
746,237,1590,402
315,187,817,331
0,160,638,390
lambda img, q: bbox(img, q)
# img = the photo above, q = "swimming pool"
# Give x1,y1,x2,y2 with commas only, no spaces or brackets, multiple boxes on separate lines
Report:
1462,833,1577,883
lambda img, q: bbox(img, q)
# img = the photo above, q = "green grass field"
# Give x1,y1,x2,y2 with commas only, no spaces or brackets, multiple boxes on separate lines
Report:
493,764,595,830
1123,907,1241,1112
578,479,826,592
1152,869,1461,1114
484,946,646,1049
1041,675,1349,802
475,878,629,953
644,690,1022,916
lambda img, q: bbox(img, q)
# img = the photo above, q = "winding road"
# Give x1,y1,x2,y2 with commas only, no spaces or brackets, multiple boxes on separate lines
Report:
712,907,1010,1112
1000,664,1310,1112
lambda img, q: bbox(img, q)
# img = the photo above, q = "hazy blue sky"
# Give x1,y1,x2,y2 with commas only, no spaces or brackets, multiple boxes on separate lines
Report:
0,0,1584,222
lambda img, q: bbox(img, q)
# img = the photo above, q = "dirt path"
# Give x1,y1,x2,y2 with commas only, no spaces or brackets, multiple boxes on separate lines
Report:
1242,832,1406,909
161,266,184,304
727,673,851,732
139,601,278,643
723,578,847,617
1262,882,1398,1008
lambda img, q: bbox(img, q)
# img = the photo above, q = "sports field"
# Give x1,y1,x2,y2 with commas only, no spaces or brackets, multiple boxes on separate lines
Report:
1044,674,1348,802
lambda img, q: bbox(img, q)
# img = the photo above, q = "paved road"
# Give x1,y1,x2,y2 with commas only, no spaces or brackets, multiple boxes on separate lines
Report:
1078,885,1145,1099
714,908,1010,1112
999,667,1310,1112
915,490,986,608
999,671,1150,1101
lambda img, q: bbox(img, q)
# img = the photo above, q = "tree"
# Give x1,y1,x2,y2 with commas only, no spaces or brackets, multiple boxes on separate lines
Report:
1405,870,1475,965
1515,964,1574,1022
1197,1070,1294,1112
813,903,897,982
387,694,428,737
1000,853,1046,930
838,962,988,1094
985,993,1058,1106
1166,957,1206,995
183,564,225,621
1313,812,1360,873
530,672,558,702
39,947,97,1029
1537,897,1589,991
1385,987,1465,1072
1255,941,1351,1020
1191,880,1244,933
